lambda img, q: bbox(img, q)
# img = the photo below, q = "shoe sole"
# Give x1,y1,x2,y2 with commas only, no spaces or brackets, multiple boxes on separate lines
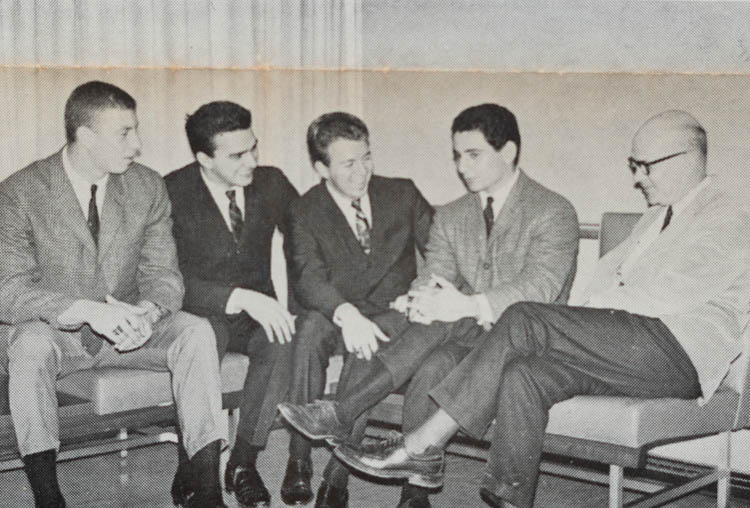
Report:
277,403,342,442
333,447,444,489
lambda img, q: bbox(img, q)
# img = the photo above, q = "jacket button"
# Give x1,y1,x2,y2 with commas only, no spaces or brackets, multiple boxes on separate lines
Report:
483,262,491,270
618,281,625,287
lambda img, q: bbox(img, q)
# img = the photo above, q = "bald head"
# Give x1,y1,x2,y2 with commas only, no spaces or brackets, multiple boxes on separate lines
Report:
630,110,707,206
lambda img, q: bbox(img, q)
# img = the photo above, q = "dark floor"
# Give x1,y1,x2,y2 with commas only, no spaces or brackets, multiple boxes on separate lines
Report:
0,428,746,507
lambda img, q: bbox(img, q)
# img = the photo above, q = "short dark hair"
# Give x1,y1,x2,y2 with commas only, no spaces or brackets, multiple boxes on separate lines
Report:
452,104,521,166
185,101,252,157
64,81,136,143
307,112,369,166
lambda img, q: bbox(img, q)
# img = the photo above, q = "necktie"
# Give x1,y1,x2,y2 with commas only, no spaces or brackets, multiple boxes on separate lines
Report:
483,196,494,237
87,184,99,246
226,190,244,245
660,205,673,232
351,198,371,254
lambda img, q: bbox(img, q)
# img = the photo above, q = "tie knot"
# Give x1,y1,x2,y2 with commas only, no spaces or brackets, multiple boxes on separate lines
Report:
226,189,236,202
486,196,493,206
90,184,98,198
351,198,363,212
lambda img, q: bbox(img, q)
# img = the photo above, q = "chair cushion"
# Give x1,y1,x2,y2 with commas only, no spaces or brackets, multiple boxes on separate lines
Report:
545,388,739,448
56,352,249,415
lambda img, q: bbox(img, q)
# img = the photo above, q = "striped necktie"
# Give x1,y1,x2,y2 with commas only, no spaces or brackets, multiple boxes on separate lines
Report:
87,184,99,246
226,189,243,245
483,196,494,237
351,198,371,254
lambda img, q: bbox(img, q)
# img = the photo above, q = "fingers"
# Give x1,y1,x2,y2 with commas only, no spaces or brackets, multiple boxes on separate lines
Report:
106,295,148,314
372,324,390,343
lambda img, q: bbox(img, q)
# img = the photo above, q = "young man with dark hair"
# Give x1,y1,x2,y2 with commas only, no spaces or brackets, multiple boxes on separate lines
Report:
0,81,226,508
165,100,299,508
282,111,433,507
280,104,579,508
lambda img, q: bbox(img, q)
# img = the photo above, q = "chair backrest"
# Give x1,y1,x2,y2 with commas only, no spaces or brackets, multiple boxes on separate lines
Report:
599,212,642,258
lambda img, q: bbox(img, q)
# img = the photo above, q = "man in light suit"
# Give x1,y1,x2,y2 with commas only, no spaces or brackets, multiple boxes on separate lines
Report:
334,110,750,508
0,82,226,508
165,101,299,508
280,104,580,507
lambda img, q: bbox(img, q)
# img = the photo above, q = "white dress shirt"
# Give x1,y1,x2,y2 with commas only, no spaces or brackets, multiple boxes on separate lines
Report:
200,169,245,229
325,181,373,235
62,146,108,219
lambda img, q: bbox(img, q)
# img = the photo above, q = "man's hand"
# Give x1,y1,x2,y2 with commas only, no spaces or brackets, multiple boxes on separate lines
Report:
230,289,296,344
335,303,390,360
406,274,479,324
61,299,153,352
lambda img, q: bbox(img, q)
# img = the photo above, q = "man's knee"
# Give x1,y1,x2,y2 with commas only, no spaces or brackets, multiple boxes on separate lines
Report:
7,322,60,368
410,348,460,388
170,312,218,356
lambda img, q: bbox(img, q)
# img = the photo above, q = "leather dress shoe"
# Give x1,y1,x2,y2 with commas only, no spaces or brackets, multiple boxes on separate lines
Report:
334,431,444,488
171,469,194,506
479,487,515,508
225,462,271,507
281,459,314,505
314,480,349,508
278,400,350,444
396,494,432,508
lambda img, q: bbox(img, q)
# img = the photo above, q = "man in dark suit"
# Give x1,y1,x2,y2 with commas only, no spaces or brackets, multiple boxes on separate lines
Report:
165,101,299,508
283,112,433,507
280,104,579,507
0,81,226,507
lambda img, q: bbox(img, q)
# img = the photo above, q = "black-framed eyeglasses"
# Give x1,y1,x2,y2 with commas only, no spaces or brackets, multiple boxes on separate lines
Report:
627,151,688,176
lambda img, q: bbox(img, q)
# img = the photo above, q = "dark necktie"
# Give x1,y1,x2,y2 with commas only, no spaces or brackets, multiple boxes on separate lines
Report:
660,205,673,232
483,196,494,237
87,184,99,246
226,190,243,245
351,198,371,254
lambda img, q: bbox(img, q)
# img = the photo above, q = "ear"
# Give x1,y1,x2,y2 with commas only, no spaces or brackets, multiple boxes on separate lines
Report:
195,151,213,170
75,125,95,146
313,160,331,179
500,141,518,166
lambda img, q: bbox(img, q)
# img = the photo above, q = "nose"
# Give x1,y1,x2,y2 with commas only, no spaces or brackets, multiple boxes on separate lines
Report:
129,131,142,156
242,150,258,167
632,167,648,186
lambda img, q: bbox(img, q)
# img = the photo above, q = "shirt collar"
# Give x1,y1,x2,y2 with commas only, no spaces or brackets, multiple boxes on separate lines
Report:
62,145,109,189
325,180,371,211
669,176,711,218
478,168,520,214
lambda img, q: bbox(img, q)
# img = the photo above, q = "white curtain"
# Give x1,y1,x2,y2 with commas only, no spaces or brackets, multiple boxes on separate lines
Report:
0,0,363,191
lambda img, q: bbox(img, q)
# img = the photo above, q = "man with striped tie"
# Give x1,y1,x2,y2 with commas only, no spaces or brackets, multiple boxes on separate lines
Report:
165,101,299,508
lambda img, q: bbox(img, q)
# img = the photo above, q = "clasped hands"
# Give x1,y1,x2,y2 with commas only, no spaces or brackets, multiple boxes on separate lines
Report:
391,273,479,325
63,296,166,352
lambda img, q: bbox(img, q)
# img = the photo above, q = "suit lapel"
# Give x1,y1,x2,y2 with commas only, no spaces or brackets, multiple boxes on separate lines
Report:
241,181,262,243
367,180,386,256
97,173,125,260
320,185,368,259
193,167,235,244
49,154,97,254
487,171,524,246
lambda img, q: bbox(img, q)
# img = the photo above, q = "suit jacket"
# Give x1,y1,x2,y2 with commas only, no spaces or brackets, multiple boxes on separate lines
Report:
0,150,184,337
576,179,750,401
414,169,579,321
289,175,433,319
164,162,298,320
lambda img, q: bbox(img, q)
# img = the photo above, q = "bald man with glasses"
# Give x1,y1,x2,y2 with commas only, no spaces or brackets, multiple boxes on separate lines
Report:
333,110,750,508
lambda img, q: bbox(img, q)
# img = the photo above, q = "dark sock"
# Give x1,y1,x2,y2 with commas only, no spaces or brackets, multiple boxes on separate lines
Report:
334,358,394,425
190,440,222,505
322,456,350,489
228,436,259,466
22,449,64,508
401,483,431,501
288,430,312,462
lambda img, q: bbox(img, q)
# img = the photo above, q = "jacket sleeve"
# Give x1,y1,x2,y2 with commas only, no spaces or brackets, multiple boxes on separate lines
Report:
411,206,461,290
0,187,79,328
136,176,185,313
288,202,348,320
483,200,580,321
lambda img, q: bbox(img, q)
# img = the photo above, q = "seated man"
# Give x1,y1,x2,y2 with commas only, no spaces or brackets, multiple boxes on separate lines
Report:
282,112,433,506
281,104,580,508
0,81,226,508
334,110,750,508
165,101,299,508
